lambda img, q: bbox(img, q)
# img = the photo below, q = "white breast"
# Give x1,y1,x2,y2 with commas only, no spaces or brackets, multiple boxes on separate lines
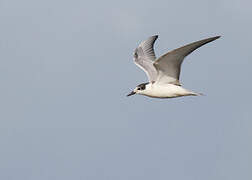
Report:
141,83,197,98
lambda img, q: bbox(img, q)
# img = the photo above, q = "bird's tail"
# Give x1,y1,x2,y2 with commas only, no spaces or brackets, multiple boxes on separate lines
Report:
190,91,205,96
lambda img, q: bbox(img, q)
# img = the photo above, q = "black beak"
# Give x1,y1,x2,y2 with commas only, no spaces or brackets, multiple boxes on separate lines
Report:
127,91,136,97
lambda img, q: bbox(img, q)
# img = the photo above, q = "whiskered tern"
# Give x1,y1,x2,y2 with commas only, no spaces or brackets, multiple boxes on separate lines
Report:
127,35,220,98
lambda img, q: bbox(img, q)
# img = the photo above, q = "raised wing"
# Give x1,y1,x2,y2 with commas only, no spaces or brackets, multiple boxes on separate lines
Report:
153,36,220,85
134,35,158,82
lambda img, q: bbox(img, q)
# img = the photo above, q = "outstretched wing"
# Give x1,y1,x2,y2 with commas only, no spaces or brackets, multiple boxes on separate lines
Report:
153,36,220,85
134,35,158,82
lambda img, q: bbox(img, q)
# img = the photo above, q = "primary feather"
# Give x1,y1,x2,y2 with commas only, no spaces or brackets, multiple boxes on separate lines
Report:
134,35,158,82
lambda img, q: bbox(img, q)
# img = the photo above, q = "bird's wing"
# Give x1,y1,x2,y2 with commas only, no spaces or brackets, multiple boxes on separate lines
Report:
134,35,158,82
153,36,220,85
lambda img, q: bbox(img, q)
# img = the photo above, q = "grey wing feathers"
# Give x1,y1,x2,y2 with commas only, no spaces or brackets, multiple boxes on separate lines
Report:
134,35,159,82
153,36,220,84
136,35,158,61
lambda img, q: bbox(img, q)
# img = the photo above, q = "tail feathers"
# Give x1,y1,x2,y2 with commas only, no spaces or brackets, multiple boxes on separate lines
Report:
191,92,205,96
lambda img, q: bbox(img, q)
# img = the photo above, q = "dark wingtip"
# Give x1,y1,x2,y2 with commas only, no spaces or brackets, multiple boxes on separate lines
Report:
149,35,158,40
212,36,221,40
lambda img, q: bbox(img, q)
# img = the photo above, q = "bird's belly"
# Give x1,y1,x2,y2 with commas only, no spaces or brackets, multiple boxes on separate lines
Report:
144,85,191,98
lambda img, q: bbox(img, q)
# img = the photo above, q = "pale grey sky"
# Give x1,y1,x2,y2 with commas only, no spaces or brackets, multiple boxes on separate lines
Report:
0,0,251,180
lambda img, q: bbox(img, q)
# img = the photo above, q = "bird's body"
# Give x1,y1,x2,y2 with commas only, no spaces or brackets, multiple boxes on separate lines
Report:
138,83,199,98
127,35,220,99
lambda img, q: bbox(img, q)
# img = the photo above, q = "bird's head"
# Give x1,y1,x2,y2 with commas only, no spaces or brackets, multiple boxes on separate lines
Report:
127,82,149,97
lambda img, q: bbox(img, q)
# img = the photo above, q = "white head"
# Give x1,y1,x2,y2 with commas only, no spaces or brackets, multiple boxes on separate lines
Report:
127,82,149,97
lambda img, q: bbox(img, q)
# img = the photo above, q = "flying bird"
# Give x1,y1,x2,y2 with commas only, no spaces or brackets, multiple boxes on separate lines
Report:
127,35,220,98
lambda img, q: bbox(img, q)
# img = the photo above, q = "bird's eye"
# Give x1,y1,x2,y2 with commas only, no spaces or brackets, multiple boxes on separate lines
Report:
137,88,141,90
134,52,138,58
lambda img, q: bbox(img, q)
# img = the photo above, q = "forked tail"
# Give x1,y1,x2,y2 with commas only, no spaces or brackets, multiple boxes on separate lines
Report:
190,92,205,96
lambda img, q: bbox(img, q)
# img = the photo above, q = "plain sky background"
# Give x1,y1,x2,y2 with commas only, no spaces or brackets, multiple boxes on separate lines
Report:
0,0,251,179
